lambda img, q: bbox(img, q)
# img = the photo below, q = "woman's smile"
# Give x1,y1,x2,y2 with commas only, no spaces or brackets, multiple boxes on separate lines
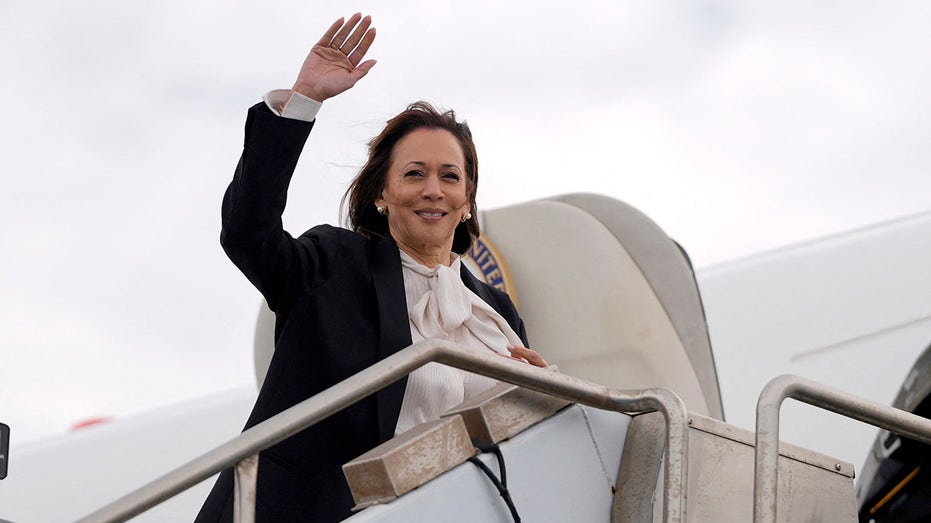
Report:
414,208,449,221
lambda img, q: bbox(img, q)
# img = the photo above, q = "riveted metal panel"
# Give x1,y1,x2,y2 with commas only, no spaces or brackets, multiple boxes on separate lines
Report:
342,415,475,510
441,382,571,446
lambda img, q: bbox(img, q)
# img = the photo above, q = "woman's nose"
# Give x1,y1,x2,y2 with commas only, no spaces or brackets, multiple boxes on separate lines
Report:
421,174,443,199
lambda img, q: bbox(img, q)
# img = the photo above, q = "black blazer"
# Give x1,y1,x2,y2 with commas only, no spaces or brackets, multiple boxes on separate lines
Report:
196,103,528,522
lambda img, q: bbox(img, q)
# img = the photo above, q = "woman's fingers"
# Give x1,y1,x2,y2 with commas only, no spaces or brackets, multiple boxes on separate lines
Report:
314,13,370,55
317,13,375,66
348,27,376,67
340,15,372,53
507,345,548,368
294,14,377,101
316,17,344,47
329,12,363,50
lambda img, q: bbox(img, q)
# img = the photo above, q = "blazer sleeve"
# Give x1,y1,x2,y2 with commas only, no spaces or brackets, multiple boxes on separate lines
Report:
220,102,339,311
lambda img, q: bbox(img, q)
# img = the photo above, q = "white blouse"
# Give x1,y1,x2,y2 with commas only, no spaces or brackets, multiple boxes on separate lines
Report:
394,251,524,435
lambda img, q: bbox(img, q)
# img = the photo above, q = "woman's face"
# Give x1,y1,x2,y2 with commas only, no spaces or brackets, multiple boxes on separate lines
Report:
376,127,470,260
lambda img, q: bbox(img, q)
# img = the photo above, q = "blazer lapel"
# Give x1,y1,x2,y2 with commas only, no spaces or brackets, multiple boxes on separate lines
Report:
460,264,496,308
369,237,413,442
461,264,529,346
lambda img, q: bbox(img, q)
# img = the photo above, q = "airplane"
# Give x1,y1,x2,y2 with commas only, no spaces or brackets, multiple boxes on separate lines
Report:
0,194,928,522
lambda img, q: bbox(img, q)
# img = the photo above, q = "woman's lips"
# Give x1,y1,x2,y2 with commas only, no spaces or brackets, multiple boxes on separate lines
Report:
415,209,448,221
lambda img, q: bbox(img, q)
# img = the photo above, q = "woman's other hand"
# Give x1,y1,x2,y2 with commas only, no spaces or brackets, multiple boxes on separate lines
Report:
292,13,377,102
506,345,549,368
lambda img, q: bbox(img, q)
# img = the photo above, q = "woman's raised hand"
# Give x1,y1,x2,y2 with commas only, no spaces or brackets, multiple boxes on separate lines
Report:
292,13,377,102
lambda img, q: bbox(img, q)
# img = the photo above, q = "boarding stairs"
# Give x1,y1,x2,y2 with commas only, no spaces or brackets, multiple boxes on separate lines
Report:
74,339,931,522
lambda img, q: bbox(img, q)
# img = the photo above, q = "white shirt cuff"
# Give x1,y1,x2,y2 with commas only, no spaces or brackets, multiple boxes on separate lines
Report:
262,89,322,122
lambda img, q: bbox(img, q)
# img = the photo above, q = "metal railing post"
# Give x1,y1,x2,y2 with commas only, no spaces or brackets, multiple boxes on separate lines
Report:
754,374,931,523
428,343,691,523
77,340,690,523
233,454,258,523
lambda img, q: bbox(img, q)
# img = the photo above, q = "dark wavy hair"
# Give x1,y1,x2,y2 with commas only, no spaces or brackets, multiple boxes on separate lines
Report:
343,101,479,254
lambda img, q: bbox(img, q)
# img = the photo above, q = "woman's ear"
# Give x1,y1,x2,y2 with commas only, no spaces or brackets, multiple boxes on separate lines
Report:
375,188,387,207
374,195,387,216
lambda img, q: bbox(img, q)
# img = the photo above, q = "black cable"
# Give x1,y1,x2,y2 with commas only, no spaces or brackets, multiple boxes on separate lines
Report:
467,440,521,522
492,445,507,488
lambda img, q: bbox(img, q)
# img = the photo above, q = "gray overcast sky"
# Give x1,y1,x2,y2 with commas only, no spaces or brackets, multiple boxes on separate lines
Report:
3,1,931,446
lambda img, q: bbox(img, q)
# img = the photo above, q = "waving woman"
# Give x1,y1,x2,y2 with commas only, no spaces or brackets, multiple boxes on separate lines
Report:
196,13,546,522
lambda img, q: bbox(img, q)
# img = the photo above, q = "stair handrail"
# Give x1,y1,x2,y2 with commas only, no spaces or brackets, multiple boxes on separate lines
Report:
77,339,690,523
754,374,931,523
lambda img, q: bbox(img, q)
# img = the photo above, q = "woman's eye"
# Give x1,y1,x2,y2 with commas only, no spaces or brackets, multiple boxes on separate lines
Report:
442,173,461,181
404,170,424,178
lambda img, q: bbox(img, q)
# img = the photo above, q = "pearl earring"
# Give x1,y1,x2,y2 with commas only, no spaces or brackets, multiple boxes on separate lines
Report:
376,205,387,216
461,212,472,222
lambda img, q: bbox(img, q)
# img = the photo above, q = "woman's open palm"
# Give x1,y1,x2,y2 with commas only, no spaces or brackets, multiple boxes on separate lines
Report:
292,13,377,102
